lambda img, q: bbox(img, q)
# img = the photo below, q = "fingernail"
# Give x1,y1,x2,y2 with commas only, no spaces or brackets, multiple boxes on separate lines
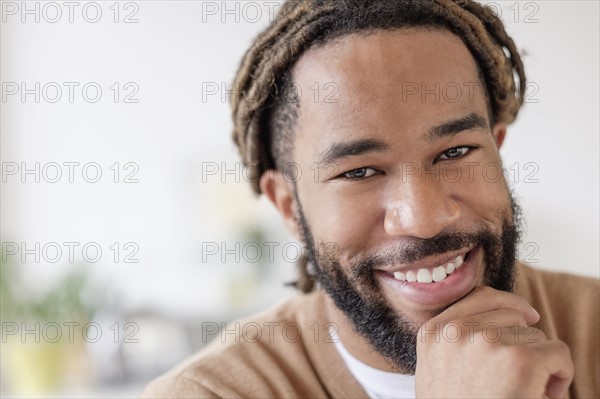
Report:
529,306,540,322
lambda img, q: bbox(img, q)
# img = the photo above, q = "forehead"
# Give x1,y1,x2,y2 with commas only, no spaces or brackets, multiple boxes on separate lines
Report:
296,28,480,88
290,28,486,141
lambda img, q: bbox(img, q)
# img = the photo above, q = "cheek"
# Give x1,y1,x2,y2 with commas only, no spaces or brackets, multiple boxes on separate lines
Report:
448,161,510,221
299,180,384,255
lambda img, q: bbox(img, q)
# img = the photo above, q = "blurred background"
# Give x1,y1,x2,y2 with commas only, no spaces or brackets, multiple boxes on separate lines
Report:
1,1,598,397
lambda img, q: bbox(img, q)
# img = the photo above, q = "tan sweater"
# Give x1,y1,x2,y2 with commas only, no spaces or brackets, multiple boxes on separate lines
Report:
142,264,599,398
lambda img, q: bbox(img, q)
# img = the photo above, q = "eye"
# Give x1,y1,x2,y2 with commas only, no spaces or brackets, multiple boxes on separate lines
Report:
437,146,475,161
342,167,378,179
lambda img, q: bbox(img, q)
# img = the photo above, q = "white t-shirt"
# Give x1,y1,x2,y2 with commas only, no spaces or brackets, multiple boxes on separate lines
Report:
332,330,416,399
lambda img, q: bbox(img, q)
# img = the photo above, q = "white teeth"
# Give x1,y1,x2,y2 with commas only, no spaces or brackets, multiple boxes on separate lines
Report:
393,271,406,281
432,266,447,282
392,252,467,284
416,268,433,283
454,255,464,268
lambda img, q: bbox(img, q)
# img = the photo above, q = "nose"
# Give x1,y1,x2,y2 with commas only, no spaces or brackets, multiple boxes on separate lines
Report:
384,176,461,239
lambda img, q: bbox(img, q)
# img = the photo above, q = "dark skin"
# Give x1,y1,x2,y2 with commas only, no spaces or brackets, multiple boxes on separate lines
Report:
261,29,573,398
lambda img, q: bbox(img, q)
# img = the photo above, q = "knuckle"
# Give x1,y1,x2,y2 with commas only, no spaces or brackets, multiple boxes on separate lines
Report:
555,340,573,360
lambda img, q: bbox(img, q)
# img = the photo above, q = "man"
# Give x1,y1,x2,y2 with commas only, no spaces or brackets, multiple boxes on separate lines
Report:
144,1,599,397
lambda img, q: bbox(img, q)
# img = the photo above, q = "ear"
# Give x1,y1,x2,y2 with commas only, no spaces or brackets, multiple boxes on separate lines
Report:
491,123,507,150
260,169,302,242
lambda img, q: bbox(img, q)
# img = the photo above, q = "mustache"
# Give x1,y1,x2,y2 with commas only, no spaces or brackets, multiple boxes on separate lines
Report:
348,230,495,274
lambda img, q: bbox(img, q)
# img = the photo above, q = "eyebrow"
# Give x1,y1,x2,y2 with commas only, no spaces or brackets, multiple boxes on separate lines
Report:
425,112,490,142
318,138,389,165
317,112,489,165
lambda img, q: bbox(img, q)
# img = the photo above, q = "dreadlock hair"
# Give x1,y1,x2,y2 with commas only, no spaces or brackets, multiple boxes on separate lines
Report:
230,0,526,292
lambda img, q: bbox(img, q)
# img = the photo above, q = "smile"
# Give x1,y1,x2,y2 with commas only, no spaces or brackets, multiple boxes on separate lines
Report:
376,246,481,307
393,254,466,283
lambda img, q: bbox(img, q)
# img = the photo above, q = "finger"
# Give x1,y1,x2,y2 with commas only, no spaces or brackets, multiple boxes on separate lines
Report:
421,311,544,346
533,340,574,399
455,308,530,331
432,286,540,325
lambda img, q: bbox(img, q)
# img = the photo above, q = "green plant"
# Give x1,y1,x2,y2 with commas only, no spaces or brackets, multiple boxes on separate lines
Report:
1,255,99,324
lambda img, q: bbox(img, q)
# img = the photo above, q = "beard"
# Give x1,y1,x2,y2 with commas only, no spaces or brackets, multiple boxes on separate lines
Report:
295,190,522,374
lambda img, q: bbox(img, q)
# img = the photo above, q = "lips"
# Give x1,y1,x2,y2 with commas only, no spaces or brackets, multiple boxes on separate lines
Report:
375,246,482,307
376,245,474,278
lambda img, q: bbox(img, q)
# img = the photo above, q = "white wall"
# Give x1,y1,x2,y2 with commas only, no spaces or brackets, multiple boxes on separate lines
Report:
1,0,598,323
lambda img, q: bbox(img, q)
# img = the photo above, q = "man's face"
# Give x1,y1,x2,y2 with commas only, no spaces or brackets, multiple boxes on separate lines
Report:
265,28,520,371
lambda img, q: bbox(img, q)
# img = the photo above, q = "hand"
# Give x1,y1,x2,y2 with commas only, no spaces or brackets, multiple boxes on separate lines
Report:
415,286,574,398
